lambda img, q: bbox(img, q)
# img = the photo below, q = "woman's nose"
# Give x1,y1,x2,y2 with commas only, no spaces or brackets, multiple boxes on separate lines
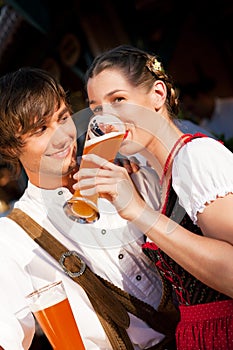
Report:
102,104,116,115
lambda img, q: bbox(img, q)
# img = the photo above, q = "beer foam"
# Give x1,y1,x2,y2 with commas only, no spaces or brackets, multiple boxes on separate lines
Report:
28,289,66,312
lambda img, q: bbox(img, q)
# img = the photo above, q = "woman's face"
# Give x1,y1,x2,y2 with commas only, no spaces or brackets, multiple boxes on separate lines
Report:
87,69,158,155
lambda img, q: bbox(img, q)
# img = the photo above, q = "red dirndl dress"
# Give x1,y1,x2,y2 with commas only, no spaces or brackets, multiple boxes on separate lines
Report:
142,134,233,350
177,299,233,349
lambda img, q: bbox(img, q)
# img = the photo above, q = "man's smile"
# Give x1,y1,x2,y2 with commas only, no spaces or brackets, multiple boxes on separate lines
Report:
45,145,74,159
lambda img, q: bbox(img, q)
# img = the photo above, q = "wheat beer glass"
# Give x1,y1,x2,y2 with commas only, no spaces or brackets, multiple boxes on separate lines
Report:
64,113,126,223
26,281,85,350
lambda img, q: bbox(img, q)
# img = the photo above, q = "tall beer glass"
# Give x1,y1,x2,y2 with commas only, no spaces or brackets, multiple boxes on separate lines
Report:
64,114,126,223
26,281,85,350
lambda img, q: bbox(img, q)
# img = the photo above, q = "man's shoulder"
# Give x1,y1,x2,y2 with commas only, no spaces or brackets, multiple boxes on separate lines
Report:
0,214,25,236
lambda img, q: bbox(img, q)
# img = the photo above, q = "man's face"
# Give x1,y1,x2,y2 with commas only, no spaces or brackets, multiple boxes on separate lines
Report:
19,102,77,188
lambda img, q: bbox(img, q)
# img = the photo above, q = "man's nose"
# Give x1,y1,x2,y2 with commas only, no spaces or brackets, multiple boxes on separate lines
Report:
50,125,71,147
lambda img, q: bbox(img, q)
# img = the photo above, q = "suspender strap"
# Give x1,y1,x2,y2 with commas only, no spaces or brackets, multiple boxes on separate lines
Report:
8,208,178,349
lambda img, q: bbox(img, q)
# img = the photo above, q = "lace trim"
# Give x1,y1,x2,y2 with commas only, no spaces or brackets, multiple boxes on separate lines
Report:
192,189,233,224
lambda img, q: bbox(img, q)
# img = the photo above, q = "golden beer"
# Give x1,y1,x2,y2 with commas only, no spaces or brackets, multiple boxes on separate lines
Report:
26,281,85,350
64,114,126,223
67,131,125,222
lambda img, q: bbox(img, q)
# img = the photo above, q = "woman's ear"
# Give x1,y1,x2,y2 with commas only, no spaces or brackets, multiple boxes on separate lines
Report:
150,80,167,110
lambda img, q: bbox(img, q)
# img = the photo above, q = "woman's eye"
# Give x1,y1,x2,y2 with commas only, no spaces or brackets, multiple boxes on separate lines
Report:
113,97,124,103
93,105,103,114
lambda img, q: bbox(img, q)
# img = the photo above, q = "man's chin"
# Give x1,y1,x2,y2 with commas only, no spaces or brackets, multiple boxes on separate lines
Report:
63,159,78,175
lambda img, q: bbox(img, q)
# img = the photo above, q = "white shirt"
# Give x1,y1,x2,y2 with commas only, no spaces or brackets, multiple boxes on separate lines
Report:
172,137,233,224
0,168,164,350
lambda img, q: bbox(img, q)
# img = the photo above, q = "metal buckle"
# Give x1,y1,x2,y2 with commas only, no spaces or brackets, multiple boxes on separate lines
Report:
59,250,86,277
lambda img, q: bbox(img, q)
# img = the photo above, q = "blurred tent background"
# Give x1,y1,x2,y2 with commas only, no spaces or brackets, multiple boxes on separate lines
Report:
0,1,233,347
0,0,233,112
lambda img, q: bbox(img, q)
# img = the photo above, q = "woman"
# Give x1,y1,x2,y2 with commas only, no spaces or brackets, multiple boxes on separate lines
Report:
75,45,233,349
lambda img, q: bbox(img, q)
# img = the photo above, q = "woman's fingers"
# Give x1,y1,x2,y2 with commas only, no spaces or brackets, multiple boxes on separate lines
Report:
82,153,118,170
74,167,128,197
72,153,145,220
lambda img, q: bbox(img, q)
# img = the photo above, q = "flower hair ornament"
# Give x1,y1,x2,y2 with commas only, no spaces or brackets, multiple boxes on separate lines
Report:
146,56,164,74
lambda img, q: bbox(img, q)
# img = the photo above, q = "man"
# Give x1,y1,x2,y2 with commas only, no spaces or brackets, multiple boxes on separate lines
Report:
0,68,177,349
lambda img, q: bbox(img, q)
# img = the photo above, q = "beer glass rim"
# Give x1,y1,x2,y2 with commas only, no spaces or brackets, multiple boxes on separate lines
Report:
26,280,63,299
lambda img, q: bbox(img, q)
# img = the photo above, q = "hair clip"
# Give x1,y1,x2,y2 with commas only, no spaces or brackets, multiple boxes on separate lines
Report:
146,57,163,74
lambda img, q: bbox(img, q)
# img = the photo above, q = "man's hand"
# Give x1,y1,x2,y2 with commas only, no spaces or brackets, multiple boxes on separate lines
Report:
114,155,140,175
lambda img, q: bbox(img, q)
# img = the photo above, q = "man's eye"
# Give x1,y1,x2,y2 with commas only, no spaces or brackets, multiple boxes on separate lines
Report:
60,113,71,122
59,116,68,124
34,125,47,135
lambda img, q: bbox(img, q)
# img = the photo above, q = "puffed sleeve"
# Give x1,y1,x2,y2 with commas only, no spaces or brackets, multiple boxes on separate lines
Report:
172,137,233,225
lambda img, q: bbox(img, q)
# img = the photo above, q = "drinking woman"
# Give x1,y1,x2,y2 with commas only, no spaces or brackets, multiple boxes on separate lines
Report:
75,44,233,349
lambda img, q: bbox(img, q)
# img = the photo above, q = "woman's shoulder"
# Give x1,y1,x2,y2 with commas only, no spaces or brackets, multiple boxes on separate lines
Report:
173,136,233,188
176,136,233,167
172,136,233,224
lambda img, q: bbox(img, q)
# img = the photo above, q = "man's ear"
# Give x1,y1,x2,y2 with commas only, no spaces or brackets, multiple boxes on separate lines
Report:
150,80,167,110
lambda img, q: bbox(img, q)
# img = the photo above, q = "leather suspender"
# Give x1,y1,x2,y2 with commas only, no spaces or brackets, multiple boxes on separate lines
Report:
8,208,178,350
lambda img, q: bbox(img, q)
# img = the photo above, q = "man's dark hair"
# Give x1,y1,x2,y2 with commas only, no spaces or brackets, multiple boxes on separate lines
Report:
0,67,70,171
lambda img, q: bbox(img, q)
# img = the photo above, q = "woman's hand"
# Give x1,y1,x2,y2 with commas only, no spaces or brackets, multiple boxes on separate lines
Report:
73,154,146,221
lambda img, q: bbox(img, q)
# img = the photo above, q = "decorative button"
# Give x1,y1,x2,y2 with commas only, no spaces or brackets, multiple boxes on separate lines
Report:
118,254,124,260
101,229,107,235
58,190,63,195
136,275,141,281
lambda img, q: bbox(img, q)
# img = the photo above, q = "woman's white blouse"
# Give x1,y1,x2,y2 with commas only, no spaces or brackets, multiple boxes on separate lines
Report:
172,137,233,224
